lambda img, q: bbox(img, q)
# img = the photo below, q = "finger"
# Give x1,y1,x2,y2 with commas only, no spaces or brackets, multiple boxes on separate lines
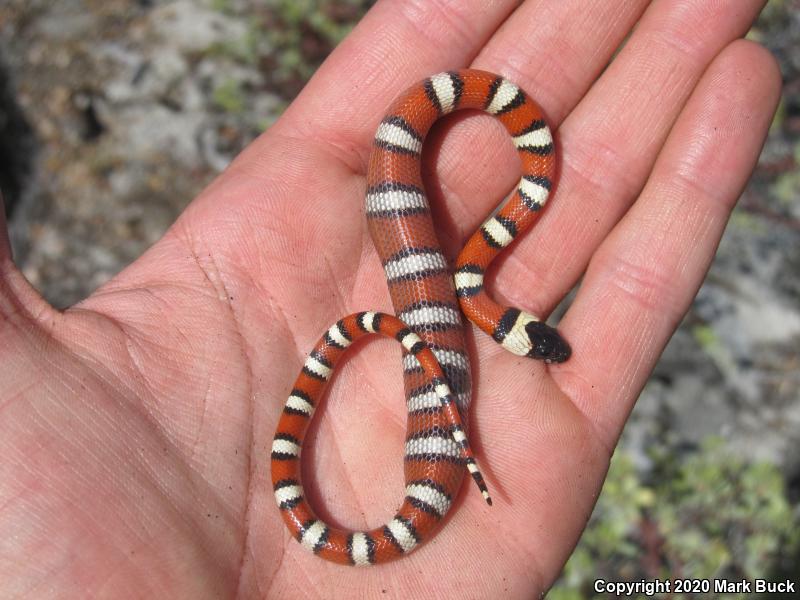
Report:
417,0,650,254
554,40,781,442
473,0,651,124
266,0,521,167
444,0,767,318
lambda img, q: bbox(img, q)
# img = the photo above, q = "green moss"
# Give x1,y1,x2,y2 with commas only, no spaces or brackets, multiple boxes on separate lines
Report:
265,0,372,92
729,208,769,233
212,79,246,114
205,20,261,65
772,170,800,209
550,437,799,598
210,0,232,13
692,324,718,351
758,0,788,24
769,97,786,136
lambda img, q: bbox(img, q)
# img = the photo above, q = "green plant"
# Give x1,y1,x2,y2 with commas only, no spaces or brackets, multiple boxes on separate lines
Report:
212,79,246,114
550,437,799,599
265,0,373,95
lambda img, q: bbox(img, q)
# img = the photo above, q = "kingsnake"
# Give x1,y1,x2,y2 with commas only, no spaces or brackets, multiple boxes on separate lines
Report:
271,69,570,566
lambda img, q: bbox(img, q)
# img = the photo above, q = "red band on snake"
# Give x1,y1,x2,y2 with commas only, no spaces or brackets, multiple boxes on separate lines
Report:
272,69,570,566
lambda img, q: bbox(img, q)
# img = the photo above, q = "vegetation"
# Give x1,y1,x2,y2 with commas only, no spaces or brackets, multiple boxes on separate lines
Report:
550,438,800,599
262,0,375,98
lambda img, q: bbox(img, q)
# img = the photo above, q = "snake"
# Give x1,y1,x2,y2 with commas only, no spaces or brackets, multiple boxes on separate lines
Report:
271,69,570,566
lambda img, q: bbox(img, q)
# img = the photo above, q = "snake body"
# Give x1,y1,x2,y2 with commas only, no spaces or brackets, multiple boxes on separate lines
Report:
271,69,570,566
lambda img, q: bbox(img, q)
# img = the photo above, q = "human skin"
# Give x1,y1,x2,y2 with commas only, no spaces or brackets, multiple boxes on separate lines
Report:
0,0,781,598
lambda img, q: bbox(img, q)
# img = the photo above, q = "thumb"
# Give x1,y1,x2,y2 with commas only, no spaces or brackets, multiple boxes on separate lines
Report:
0,188,53,321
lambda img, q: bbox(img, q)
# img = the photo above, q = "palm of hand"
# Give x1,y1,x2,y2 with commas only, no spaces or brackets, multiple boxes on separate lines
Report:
0,1,779,598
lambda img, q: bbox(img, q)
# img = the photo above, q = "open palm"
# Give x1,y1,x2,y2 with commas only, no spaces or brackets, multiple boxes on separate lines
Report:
0,1,779,598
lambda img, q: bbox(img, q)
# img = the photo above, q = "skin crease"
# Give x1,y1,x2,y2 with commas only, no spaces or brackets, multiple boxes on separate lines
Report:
0,0,781,598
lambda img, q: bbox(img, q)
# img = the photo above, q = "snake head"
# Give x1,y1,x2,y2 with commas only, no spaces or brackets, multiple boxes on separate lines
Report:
524,320,571,363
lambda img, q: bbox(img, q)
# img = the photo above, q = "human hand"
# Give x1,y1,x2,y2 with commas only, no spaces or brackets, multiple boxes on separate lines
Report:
0,1,780,597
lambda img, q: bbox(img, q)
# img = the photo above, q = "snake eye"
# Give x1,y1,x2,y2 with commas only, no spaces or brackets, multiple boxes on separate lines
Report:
524,321,571,363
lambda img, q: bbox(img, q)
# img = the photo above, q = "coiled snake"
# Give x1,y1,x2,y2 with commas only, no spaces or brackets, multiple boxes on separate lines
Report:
271,69,570,565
